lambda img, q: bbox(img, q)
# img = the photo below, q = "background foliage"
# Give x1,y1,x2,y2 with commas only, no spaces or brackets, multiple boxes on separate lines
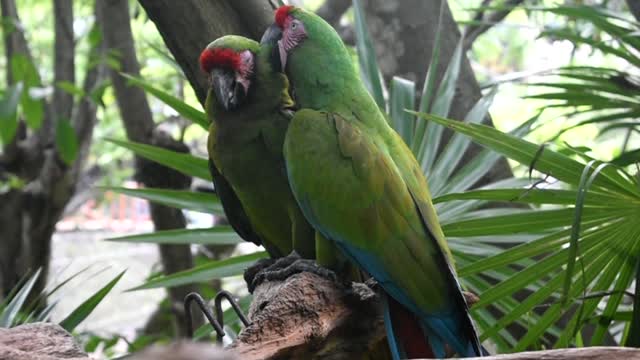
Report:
0,0,638,358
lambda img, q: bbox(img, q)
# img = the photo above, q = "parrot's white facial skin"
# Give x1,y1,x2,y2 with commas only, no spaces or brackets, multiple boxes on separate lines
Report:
236,50,255,96
278,16,307,71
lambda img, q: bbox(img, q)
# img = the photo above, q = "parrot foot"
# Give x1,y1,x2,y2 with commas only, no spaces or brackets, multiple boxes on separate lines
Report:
248,251,337,293
244,257,277,293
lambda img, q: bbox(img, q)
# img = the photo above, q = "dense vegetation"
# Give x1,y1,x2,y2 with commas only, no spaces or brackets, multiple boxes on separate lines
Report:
0,0,638,358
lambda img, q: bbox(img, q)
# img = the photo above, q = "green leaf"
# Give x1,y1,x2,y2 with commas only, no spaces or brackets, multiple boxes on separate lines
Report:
429,87,497,193
417,0,446,114
352,0,385,110
434,188,627,207
0,82,23,145
562,162,610,305
55,118,79,165
414,112,637,196
106,138,211,181
389,76,415,144
56,81,85,98
417,38,464,175
106,227,241,245
89,80,111,107
122,74,208,129
101,186,222,214
0,268,41,327
88,23,102,49
59,270,125,332
129,252,267,290
442,208,620,237
611,149,640,167
11,54,43,129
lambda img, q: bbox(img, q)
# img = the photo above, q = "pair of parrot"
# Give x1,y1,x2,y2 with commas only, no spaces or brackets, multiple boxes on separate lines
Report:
200,5,483,359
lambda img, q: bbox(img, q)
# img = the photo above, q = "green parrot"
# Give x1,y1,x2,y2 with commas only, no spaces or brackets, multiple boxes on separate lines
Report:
199,35,315,260
262,6,483,359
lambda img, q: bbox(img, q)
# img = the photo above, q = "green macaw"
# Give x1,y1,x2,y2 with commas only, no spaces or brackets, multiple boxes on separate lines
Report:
199,35,315,259
262,6,483,359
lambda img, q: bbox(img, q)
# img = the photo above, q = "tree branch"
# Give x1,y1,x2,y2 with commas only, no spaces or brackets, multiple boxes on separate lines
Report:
315,0,351,29
49,0,76,139
463,0,525,52
99,0,200,336
137,0,273,105
0,0,34,83
227,270,640,360
231,272,387,359
98,0,154,144
0,0,37,164
69,44,106,183
627,0,640,22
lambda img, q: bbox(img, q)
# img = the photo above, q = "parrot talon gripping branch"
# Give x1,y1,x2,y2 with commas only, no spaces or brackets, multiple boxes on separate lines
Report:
247,251,339,294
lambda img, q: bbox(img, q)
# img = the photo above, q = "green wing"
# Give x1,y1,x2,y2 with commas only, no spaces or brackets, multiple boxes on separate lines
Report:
284,109,456,313
207,123,263,248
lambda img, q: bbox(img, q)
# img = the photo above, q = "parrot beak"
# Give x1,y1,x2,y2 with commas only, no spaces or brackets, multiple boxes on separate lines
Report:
260,23,286,72
211,67,246,111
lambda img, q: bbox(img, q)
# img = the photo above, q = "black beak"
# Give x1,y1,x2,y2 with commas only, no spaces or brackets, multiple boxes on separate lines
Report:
211,68,246,111
260,23,284,72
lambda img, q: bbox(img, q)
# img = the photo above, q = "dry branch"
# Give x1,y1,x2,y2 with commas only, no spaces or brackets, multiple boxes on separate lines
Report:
231,272,388,360
227,270,640,360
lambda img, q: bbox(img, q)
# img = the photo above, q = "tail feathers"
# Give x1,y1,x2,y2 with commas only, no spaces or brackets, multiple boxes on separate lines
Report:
383,294,435,360
384,292,483,359
422,313,480,357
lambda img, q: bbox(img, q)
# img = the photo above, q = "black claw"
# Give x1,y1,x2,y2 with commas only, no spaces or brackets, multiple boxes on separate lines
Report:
252,259,338,292
244,257,276,293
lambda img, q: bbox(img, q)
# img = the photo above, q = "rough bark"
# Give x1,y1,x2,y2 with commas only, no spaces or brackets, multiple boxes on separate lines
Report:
627,0,640,22
98,0,200,336
228,270,640,360
49,0,75,139
137,0,276,105
0,0,105,299
2,322,636,360
0,323,89,360
316,0,351,29
130,342,237,360
231,272,388,360
361,0,513,185
463,0,525,52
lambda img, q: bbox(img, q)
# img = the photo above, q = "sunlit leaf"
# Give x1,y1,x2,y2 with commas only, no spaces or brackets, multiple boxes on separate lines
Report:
107,227,241,245
59,270,126,332
129,252,267,290
100,186,222,214
106,138,211,181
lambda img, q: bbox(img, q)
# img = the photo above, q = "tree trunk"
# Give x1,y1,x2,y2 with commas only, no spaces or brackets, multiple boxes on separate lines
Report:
98,0,201,337
0,0,105,299
361,0,513,186
137,0,275,105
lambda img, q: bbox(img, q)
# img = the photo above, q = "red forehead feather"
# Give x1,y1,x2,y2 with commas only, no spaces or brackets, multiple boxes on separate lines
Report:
275,5,294,28
199,48,241,73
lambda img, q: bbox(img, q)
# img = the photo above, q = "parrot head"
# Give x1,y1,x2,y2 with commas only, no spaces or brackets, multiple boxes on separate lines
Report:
262,5,355,109
261,5,312,72
199,36,257,111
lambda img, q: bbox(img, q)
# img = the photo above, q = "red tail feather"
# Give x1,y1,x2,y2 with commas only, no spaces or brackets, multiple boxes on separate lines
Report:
389,296,435,359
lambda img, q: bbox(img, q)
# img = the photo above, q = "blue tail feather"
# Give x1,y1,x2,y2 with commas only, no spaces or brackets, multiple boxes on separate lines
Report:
329,241,481,358
382,295,404,360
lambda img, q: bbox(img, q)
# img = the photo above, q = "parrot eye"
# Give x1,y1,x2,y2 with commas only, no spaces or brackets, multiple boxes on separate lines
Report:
291,22,297,30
